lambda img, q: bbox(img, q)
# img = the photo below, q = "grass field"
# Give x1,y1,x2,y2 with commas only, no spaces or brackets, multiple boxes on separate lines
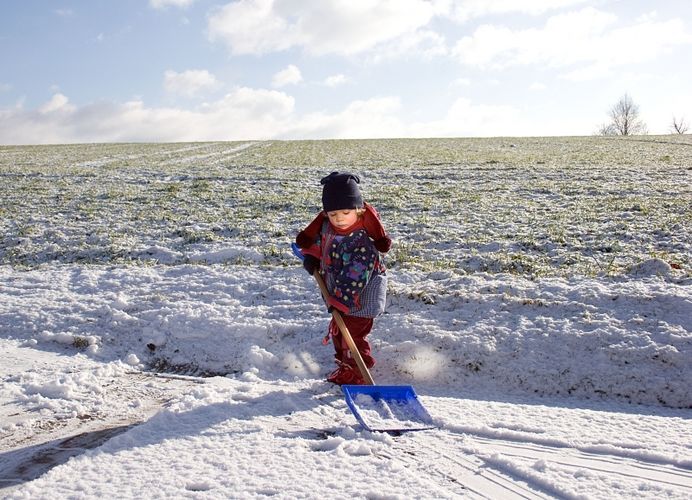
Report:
1,135,690,278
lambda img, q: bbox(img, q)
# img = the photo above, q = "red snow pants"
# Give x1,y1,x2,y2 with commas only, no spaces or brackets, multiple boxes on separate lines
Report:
327,315,375,368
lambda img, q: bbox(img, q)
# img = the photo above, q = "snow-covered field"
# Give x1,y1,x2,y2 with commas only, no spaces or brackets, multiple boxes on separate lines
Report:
1,137,691,498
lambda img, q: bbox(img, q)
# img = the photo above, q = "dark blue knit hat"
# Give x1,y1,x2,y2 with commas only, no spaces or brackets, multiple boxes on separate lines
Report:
320,171,363,212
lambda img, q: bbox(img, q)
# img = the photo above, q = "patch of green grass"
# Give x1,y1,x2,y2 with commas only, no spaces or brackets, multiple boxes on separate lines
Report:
1,136,690,277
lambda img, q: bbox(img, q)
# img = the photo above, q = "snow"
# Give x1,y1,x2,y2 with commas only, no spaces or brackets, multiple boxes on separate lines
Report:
1,138,691,498
1,264,691,498
349,393,433,431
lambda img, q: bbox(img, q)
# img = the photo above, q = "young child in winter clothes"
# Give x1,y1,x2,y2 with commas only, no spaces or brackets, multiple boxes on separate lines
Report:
296,172,391,385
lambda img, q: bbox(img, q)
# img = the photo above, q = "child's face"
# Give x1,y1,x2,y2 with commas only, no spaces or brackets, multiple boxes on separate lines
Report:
327,209,358,229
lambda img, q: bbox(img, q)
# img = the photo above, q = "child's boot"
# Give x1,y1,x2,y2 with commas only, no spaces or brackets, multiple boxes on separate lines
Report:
327,363,365,385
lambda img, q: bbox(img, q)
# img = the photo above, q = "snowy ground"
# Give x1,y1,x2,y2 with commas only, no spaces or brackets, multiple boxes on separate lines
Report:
1,265,691,498
1,138,691,498
2,137,690,276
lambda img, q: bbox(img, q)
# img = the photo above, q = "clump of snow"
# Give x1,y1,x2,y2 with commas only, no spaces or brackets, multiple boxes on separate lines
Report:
350,393,433,431
628,258,672,277
38,331,77,345
132,245,183,264
124,354,141,366
187,246,264,264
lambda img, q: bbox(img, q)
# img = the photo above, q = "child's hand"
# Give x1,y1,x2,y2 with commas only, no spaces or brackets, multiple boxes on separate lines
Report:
303,255,320,275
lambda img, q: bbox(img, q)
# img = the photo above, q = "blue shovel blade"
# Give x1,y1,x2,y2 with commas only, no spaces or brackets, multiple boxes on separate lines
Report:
341,385,437,432
291,242,305,261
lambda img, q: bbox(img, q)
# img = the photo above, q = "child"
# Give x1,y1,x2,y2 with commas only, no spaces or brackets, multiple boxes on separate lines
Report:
296,172,391,385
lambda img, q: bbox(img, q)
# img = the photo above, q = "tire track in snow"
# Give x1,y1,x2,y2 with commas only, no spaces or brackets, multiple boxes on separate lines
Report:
156,141,264,167
373,444,471,498
380,422,692,499
470,437,692,493
380,432,553,499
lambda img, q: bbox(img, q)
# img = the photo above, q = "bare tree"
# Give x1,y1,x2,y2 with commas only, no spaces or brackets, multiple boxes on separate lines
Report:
671,115,689,134
596,122,617,136
600,94,648,136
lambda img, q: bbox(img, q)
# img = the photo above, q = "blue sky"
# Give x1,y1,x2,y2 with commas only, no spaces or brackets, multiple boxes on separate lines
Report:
1,0,691,144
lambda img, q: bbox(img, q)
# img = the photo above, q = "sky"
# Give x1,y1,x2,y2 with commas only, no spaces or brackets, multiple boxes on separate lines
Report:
1,0,692,144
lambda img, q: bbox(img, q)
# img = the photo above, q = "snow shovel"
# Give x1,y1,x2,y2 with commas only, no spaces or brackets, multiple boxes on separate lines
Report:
292,243,435,432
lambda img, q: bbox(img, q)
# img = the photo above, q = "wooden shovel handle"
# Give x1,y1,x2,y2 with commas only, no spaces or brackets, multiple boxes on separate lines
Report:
312,271,375,385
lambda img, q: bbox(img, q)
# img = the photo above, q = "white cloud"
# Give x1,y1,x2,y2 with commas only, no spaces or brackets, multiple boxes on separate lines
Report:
208,0,439,56
409,97,522,137
2,91,404,143
150,0,195,9
164,70,221,97
453,7,692,79
54,9,74,17
290,97,404,139
448,0,590,22
452,77,472,87
529,82,547,91
292,95,526,139
271,65,302,88
0,91,567,144
0,88,295,144
39,93,75,114
635,11,659,24
364,28,448,63
324,74,348,87
559,64,612,82
206,0,601,60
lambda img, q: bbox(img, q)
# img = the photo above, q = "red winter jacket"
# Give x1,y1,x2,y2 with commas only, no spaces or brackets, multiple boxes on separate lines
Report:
296,204,390,317
295,202,391,254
